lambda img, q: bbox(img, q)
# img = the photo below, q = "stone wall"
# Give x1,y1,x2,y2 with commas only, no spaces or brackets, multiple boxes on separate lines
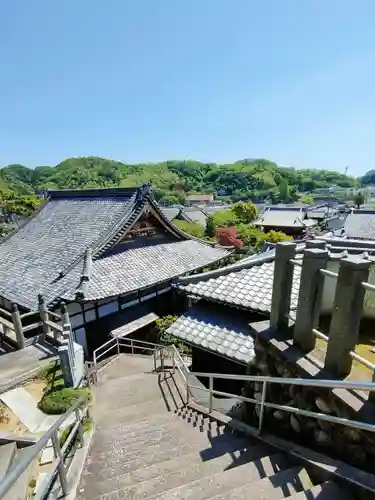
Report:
242,335,375,473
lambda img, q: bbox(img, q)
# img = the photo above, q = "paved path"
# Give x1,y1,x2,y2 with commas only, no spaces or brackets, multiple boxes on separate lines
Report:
0,341,57,392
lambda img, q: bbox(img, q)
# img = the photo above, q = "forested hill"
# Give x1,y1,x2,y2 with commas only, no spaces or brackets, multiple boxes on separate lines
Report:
0,157,357,205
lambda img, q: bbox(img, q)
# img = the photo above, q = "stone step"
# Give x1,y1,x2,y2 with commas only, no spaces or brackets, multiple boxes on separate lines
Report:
95,410,181,436
95,386,170,413
95,372,160,394
147,453,292,500
83,432,252,481
95,399,174,425
101,355,155,379
86,427,250,469
90,417,230,453
92,417,238,451
81,443,273,500
205,466,312,500
0,443,16,481
289,481,353,499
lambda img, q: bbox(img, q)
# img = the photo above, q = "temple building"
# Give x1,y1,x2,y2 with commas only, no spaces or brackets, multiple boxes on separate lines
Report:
0,184,229,355
254,206,316,237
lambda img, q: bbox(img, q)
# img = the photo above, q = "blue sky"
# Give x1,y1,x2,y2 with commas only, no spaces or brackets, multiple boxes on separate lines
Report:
1,1,374,175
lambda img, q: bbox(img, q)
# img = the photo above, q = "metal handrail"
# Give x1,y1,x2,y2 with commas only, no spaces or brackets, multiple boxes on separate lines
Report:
185,370,375,435
312,328,375,375
0,394,89,499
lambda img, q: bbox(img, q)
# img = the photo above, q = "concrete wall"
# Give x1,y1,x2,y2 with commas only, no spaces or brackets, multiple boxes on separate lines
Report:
321,260,375,318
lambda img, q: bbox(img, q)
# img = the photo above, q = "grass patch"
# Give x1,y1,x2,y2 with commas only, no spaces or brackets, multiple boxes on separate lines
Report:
37,360,92,415
38,387,91,415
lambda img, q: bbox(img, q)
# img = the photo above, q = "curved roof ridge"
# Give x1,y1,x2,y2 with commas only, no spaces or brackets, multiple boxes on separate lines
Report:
176,249,276,285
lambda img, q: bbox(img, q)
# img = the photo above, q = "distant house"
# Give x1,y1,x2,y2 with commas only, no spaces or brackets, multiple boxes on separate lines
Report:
253,207,316,237
187,194,214,205
335,209,375,240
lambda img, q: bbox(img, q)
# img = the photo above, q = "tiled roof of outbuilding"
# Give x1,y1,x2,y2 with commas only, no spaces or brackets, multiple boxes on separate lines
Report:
166,303,255,364
343,210,375,239
178,252,301,314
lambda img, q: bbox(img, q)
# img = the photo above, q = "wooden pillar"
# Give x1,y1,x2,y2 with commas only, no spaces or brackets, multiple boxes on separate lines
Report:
325,257,371,377
11,304,25,349
38,294,52,339
294,248,328,352
270,242,296,331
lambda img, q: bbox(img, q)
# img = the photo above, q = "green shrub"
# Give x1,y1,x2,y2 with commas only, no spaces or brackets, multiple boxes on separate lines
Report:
38,387,91,415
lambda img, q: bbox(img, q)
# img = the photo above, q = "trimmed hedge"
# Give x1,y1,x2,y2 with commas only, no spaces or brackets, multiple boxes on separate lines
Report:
38,387,91,415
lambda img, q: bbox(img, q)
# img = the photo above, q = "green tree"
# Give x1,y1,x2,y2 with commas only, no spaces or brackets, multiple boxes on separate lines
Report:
204,215,216,238
232,201,258,223
353,191,365,208
173,219,205,238
159,195,180,206
300,194,314,205
263,230,292,244
278,180,290,202
236,224,265,249
212,210,238,228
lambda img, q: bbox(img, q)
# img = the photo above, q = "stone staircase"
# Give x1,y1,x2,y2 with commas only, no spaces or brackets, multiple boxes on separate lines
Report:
0,439,35,499
78,354,352,500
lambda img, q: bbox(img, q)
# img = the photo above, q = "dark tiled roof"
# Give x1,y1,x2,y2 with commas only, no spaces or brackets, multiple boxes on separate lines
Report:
254,208,310,228
0,186,228,310
180,209,208,226
69,240,227,301
161,207,181,221
344,210,375,239
166,304,255,364
178,252,301,314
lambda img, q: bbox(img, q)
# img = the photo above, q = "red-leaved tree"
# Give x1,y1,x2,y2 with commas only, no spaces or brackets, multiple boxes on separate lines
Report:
216,227,244,248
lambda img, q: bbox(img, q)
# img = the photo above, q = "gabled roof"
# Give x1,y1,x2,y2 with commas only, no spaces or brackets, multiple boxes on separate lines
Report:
254,207,316,229
343,210,375,239
0,185,228,310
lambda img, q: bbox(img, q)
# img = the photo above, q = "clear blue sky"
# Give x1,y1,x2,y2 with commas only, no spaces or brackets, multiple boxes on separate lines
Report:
1,1,374,175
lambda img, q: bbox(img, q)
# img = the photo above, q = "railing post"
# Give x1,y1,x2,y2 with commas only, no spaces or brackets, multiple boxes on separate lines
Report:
131,339,134,355
208,376,213,413
75,407,85,448
270,242,296,331
294,248,329,351
38,293,52,339
11,303,25,349
172,351,176,375
257,381,267,435
325,257,371,377
51,429,69,495
117,337,120,355
186,375,190,405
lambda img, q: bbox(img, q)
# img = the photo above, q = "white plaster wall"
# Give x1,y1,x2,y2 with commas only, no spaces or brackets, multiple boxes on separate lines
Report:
320,260,375,318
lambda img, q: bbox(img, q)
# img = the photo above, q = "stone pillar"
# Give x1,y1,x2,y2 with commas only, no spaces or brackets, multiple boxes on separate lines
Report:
305,240,326,250
61,303,75,367
38,294,53,339
325,257,371,377
59,343,74,387
294,248,329,352
11,304,25,349
270,242,297,332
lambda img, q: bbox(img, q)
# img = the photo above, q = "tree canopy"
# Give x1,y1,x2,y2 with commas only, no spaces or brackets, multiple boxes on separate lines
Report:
0,156,358,204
